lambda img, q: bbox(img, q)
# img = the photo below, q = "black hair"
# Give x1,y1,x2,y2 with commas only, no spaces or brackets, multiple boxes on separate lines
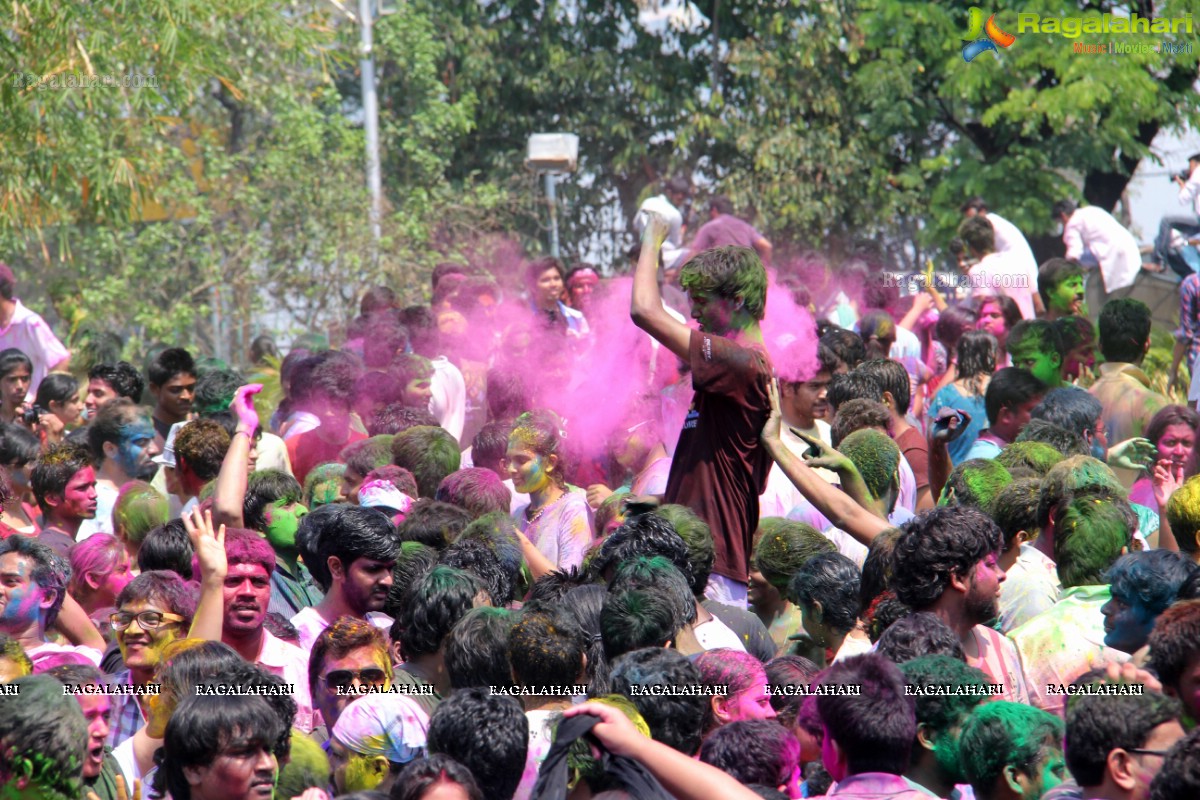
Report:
435,468,512,519
1051,200,1077,219
146,347,196,388
45,662,106,687
191,368,245,417
439,537,513,608
891,507,1002,610
0,422,40,467
362,285,399,314
600,586,679,660
485,367,528,422
820,328,866,373
1150,727,1200,800
425,687,529,800
385,542,440,618
444,606,519,692
859,528,902,614
699,720,800,789
826,370,883,413
1098,298,1153,364
788,552,861,635
898,655,989,734
984,367,1047,427
1012,419,1089,456
991,478,1042,551
958,215,995,254
367,403,440,437
33,372,79,411
765,655,821,726
116,569,199,620
934,305,978,356
396,498,472,550
876,612,964,664
0,674,88,799
0,348,32,380
960,197,989,214
956,330,998,383
1147,600,1200,694
86,398,147,463
156,693,286,800
137,520,196,579
1037,258,1084,309
610,647,707,755
471,420,514,472
454,512,524,605
509,610,585,689
30,439,93,514
391,426,462,498
608,556,696,629
1065,689,1180,787
342,436,396,479
363,323,410,370
652,504,714,597
857,359,911,414
558,583,610,696
393,565,483,661
588,512,692,587
296,504,400,592
392,754,484,800
816,654,917,775
0,534,70,626
1031,387,1103,439
524,568,591,609
243,470,304,533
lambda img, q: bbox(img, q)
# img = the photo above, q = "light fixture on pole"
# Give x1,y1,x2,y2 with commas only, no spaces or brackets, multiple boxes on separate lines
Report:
526,133,579,259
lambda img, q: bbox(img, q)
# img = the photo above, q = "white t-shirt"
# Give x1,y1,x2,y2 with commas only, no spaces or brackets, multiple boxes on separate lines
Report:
429,356,466,443
987,212,1039,287
970,251,1036,320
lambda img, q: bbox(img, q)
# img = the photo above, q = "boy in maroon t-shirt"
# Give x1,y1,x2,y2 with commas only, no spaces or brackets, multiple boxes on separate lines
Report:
631,214,773,608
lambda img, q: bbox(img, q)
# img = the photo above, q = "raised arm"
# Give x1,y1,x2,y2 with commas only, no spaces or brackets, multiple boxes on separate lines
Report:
213,384,262,529
631,211,692,362
761,380,889,546
184,507,228,642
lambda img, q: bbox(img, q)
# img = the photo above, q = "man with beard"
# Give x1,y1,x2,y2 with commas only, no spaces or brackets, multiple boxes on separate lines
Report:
82,400,162,538
892,506,1031,704
31,440,99,555
189,526,315,732
291,504,400,652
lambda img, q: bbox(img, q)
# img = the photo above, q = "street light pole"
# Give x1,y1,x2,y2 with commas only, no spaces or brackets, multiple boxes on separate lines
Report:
544,172,560,258
358,0,383,257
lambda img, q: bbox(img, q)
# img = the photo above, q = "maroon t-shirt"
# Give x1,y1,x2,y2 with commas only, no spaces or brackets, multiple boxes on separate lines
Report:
895,426,930,494
665,330,773,583
689,214,763,253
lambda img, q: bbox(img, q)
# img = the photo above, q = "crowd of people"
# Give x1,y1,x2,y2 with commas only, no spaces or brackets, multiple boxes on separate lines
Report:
1,191,1200,800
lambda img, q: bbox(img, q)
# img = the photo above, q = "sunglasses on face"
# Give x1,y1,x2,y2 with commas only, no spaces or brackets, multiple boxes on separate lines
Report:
111,610,186,632
321,668,388,689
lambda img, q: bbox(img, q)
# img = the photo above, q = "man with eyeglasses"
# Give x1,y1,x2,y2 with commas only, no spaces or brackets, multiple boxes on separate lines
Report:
106,570,196,748
0,534,101,670
307,616,394,733
1062,687,1184,800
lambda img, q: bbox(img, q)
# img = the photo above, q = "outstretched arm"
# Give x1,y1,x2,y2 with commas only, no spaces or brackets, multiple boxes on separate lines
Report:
184,507,228,642
562,702,764,800
631,212,692,361
762,380,889,546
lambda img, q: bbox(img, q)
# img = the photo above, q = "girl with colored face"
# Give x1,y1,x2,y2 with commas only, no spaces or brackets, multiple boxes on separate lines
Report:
507,411,593,572
1130,405,1199,512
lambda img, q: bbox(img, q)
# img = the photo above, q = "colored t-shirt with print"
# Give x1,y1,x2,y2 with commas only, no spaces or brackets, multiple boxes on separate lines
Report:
664,329,773,583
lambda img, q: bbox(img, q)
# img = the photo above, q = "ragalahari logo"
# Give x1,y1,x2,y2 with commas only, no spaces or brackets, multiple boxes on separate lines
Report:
962,7,1016,62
